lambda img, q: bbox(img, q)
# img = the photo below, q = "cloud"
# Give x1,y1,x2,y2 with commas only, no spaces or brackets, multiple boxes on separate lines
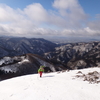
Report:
24,3,48,23
62,27,100,36
24,3,67,28
53,0,88,28
87,20,100,30
0,4,24,22
0,0,99,37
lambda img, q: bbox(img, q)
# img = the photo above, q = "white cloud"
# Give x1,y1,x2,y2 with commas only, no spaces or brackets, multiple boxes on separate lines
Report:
53,0,88,28
24,3,67,28
0,0,99,37
53,0,78,10
24,3,48,23
0,4,25,23
62,27,100,36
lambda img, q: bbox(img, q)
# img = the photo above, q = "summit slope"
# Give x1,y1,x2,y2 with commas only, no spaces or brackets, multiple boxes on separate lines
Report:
0,67,100,100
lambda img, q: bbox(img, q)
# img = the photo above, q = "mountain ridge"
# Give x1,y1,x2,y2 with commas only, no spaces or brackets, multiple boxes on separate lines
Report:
0,37,57,57
0,37,100,80
0,53,65,80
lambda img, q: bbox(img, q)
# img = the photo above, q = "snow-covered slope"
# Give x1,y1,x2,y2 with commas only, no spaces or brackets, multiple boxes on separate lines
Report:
44,41,100,69
0,67,100,100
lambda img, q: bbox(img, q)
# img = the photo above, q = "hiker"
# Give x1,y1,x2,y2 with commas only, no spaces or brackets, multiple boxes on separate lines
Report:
38,66,44,77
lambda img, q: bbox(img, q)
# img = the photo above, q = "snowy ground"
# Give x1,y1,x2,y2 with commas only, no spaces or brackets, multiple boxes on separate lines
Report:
0,67,100,100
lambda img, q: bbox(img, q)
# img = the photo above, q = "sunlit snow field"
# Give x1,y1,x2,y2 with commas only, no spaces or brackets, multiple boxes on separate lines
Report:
0,67,100,100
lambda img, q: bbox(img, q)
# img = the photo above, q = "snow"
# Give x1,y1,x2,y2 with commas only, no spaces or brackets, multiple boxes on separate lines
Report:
0,68,100,100
18,59,29,64
0,57,13,65
0,65,18,73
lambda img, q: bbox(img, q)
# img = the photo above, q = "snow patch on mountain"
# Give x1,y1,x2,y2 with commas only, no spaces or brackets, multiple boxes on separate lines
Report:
0,65,18,73
18,59,29,64
0,57,13,65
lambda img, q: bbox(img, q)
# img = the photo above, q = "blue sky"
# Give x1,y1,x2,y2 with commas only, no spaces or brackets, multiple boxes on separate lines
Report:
0,0,100,38
79,0,100,18
0,0,54,9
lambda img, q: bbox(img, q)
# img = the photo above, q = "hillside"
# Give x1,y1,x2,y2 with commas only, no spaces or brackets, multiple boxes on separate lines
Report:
44,41,100,69
0,37,57,57
0,53,66,80
0,67,100,100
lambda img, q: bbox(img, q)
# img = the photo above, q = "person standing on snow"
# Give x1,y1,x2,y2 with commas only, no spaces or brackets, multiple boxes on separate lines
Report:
38,66,44,77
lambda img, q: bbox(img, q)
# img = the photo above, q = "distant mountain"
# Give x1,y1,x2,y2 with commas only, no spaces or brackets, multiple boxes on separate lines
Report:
67,42,100,69
44,41,100,69
1,37,100,80
0,37,57,58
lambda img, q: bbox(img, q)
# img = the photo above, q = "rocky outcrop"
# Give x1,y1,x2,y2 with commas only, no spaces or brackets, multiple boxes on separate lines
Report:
75,71,100,84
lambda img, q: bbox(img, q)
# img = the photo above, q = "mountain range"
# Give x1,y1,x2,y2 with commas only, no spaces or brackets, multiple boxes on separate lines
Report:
0,37,100,80
44,41,100,69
